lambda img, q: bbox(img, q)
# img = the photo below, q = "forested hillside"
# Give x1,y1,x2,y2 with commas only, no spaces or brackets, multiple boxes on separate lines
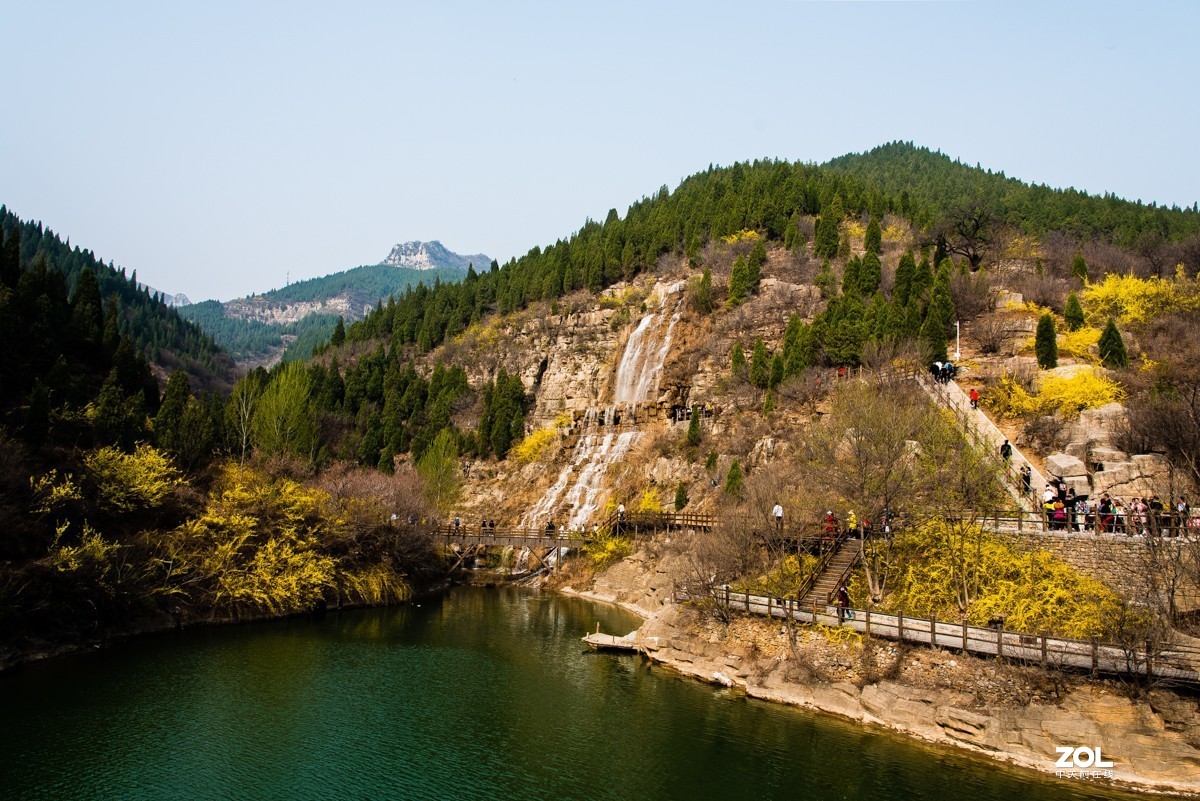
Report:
5,143,1200,668
0,208,235,388
178,263,472,364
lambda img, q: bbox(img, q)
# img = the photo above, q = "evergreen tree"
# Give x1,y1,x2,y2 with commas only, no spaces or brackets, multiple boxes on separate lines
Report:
155,370,191,455
864,218,882,255
769,353,785,389
728,256,750,305
0,226,20,288
70,267,105,344
815,259,837,299
911,258,934,303
731,342,747,378
842,256,861,296
1098,318,1128,368
1072,251,1088,282
814,195,843,259
331,315,346,347
674,482,688,511
858,252,881,295
1064,292,1085,331
920,312,948,362
724,459,744,497
1035,313,1058,369
686,406,702,447
750,338,770,389
893,251,916,307
747,238,766,292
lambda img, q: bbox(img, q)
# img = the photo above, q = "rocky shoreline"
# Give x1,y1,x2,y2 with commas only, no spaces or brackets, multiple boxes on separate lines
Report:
560,551,1200,798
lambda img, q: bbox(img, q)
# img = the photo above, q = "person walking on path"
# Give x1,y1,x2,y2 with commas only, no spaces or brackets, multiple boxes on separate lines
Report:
969,387,980,409
1000,439,1012,463
836,585,852,624
772,502,784,534
1020,464,1032,495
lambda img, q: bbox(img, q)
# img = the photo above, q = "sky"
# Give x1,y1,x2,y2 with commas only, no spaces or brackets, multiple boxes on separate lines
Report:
2,0,1197,302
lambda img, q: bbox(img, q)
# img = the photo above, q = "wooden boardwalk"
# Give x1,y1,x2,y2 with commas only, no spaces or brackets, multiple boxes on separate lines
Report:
676,587,1200,686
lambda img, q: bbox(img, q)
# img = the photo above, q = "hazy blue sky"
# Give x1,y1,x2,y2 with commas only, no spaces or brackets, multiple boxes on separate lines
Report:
2,1,1197,301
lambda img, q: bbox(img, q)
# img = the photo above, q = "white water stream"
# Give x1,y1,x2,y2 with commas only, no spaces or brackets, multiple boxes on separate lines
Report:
522,283,682,531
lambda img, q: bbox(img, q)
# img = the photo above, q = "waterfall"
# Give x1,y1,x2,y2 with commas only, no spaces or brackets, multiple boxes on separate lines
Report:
522,283,683,531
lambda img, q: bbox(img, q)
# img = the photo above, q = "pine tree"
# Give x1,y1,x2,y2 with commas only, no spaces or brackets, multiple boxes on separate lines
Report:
155,370,191,454
731,342,747,378
1064,292,1085,331
747,239,766,292
331,315,346,347
1098,318,1128,368
1035,313,1058,368
842,257,861,296
724,459,744,496
864,218,882,255
750,338,770,389
686,406,702,447
858,252,882,296
728,256,750,305
674,482,688,511
769,353,785,389
1072,251,1088,282
814,195,843,259
815,259,837,299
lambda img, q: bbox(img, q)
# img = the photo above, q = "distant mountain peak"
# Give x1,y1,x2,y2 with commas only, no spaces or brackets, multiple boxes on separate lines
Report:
382,241,491,272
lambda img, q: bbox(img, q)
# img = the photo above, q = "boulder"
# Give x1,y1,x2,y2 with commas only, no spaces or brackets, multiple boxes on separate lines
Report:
1089,446,1129,468
1046,453,1088,478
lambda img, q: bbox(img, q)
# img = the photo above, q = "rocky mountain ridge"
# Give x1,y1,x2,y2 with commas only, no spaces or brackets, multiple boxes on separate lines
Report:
383,240,491,272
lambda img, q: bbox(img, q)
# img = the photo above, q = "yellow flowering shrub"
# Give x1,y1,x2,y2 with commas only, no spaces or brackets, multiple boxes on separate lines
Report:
986,369,1124,420
882,222,908,242
841,220,866,241
510,427,557,465
1055,326,1101,362
635,487,663,512
1000,234,1043,261
1081,273,1199,326
84,445,183,513
879,521,1126,639
719,228,761,244
583,528,633,569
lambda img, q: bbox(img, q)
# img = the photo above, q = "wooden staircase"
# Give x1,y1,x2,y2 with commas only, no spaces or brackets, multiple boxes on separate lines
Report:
800,538,863,608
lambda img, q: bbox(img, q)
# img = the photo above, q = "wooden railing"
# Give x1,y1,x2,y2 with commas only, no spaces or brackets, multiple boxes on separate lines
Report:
675,587,1200,686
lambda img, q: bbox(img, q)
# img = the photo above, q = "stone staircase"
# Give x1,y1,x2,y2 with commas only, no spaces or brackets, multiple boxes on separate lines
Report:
800,538,864,607
915,373,1047,513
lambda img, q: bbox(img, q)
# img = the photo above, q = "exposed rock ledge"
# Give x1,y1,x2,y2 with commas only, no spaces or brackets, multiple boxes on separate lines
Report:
559,551,1200,797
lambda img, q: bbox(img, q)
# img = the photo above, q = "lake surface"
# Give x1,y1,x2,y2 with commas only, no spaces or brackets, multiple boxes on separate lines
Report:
0,587,1140,800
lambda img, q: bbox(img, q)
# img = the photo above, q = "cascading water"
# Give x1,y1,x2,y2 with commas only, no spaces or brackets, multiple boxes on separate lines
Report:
522,283,683,531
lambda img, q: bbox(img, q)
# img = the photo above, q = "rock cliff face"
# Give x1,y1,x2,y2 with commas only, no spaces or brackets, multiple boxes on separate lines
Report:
222,295,368,326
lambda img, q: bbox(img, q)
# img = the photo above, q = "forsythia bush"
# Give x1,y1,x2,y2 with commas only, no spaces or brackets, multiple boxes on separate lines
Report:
986,369,1124,420
880,521,1126,639
583,528,633,570
1081,273,1199,326
635,487,663,513
720,228,761,244
1055,326,1102,362
162,463,340,615
510,427,557,465
841,220,866,241
85,445,183,513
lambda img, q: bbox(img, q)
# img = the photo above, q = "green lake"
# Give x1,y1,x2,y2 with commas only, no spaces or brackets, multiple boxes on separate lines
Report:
0,587,1140,800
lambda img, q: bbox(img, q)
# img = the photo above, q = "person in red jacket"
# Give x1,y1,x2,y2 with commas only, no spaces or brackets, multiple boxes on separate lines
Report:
969,387,980,409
